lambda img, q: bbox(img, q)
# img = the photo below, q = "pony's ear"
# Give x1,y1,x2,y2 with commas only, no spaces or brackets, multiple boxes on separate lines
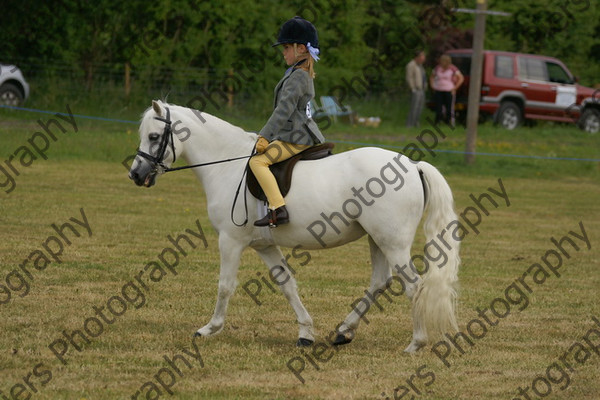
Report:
152,100,163,116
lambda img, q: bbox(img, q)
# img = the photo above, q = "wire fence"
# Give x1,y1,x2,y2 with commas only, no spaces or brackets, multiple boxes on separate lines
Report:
2,104,599,163
4,56,405,114
10,58,232,99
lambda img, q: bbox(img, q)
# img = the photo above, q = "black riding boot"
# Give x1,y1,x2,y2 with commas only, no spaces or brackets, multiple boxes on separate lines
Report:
254,205,289,227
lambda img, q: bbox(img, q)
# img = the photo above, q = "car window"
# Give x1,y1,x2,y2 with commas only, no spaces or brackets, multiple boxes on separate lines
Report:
518,57,548,81
495,55,513,79
546,62,573,84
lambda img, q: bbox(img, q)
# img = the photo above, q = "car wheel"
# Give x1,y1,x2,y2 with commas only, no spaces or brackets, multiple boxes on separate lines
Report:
495,101,522,130
578,108,600,134
0,83,24,106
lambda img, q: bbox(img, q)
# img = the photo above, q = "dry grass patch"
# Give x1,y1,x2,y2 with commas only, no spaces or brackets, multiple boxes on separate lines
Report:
0,159,598,399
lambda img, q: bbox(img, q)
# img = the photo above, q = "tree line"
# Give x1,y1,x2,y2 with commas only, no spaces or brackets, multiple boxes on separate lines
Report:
2,0,599,111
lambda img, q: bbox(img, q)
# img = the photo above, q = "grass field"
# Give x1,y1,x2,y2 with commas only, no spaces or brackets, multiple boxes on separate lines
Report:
1,106,599,399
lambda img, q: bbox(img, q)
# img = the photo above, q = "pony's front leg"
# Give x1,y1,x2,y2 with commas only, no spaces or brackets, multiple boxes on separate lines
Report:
195,234,244,337
255,245,314,346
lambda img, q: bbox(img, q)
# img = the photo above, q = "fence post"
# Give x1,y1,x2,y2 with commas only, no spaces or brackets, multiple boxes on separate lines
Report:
125,62,131,100
227,68,234,108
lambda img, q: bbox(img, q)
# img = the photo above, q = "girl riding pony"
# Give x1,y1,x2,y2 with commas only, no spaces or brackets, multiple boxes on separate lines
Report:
249,16,325,227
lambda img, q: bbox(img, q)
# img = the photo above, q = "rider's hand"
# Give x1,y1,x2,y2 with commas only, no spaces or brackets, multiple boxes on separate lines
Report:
255,136,269,153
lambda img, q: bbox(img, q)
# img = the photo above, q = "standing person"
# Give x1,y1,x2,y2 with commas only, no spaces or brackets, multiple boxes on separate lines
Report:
249,16,325,228
405,50,427,127
430,54,464,126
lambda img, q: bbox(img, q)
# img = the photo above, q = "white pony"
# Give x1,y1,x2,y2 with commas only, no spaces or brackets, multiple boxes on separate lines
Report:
129,100,460,352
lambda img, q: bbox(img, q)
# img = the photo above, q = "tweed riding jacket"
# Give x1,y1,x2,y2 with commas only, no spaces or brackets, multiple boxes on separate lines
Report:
259,63,325,146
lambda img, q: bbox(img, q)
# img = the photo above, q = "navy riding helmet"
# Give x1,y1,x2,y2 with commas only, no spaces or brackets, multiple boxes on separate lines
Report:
272,16,319,50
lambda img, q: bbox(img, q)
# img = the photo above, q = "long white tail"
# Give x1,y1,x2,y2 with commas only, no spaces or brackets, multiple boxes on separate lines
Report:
413,161,460,341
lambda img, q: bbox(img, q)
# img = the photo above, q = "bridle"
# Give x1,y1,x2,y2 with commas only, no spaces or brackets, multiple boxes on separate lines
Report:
135,106,256,226
136,106,254,173
136,107,177,173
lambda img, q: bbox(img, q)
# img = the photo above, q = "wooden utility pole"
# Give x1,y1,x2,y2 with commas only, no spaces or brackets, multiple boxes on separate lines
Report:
454,2,510,165
465,0,487,165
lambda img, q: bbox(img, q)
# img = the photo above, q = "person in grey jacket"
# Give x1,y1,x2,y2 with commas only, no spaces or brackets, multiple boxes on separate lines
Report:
250,16,325,227
405,49,427,127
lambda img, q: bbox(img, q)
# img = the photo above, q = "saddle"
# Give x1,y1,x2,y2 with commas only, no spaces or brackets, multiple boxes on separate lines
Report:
247,142,335,202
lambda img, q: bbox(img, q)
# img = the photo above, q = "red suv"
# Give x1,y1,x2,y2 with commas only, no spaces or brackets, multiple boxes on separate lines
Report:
446,49,599,133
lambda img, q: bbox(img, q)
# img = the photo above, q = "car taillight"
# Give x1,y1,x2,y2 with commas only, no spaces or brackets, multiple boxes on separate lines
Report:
481,85,490,96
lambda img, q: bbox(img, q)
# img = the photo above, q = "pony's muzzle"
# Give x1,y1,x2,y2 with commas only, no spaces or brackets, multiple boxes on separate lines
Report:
129,160,157,187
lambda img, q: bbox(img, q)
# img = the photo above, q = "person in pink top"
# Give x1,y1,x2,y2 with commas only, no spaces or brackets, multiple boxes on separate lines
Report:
430,54,464,126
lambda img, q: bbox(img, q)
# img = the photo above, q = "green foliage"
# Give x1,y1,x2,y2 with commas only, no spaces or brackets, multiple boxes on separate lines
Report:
0,0,598,112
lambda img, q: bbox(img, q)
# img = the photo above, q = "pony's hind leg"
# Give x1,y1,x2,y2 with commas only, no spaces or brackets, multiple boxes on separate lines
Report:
255,245,315,346
195,234,245,337
335,235,427,353
334,236,392,345
382,246,427,353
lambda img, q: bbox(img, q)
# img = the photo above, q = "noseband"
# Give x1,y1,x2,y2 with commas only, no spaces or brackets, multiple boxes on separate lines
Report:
136,107,176,172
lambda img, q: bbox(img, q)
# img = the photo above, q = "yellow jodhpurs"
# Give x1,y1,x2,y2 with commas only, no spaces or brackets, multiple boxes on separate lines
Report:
249,140,311,209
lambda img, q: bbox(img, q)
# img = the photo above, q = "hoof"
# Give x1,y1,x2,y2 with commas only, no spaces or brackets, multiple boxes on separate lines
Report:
332,332,353,346
195,323,224,337
296,338,314,347
403,341,426,353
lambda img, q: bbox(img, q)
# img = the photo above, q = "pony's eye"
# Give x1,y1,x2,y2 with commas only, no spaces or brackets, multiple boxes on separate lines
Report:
149,133,160,141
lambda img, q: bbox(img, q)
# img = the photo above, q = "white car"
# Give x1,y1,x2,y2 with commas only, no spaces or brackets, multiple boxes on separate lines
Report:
0,64,30,106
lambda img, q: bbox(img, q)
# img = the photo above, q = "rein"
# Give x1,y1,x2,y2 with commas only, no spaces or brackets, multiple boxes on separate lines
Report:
163,154,253,172
137,106,255,226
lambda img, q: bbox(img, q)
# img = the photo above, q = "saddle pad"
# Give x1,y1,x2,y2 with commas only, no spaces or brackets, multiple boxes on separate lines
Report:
247,142,335,202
